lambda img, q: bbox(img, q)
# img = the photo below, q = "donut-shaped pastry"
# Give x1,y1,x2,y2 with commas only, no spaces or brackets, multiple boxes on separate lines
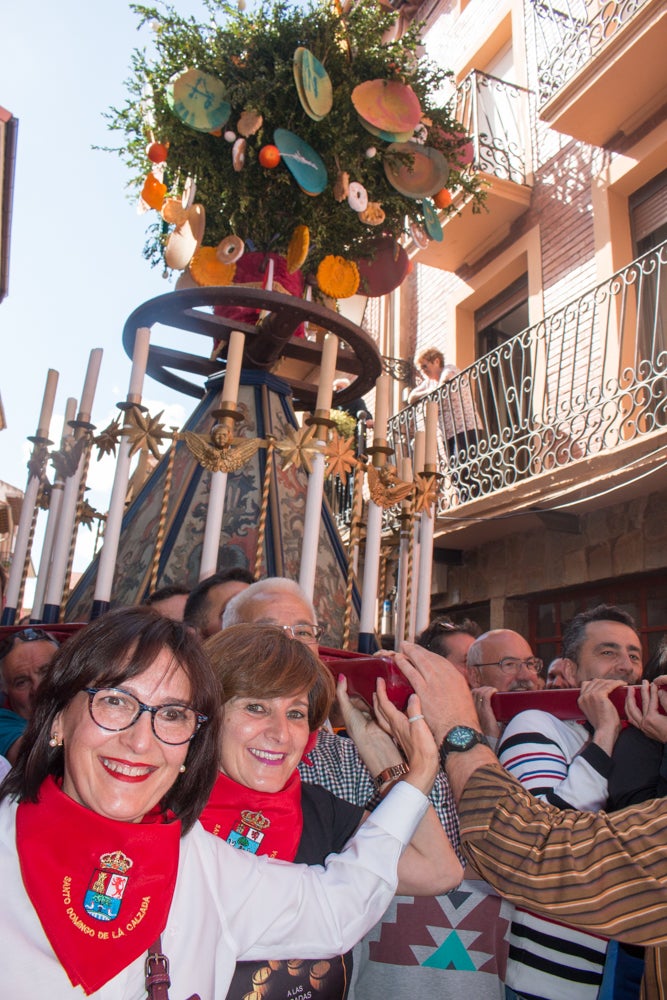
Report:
359,202,385,226
232,137,247,172
347,181,368,213
216,235,245,265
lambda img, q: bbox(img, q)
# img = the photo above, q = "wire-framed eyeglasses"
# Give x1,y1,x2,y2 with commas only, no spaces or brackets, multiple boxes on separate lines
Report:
475,657,544,676
279,624,326,642
85,687,208,745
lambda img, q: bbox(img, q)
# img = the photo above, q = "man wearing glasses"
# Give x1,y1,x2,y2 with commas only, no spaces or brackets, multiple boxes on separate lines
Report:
494,608,635,1000
466,629,544,746
0,628,59,764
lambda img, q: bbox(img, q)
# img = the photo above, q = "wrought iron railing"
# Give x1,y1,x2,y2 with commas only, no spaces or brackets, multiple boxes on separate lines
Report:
448,70,532,185
387,239,667,515
529,0,650,108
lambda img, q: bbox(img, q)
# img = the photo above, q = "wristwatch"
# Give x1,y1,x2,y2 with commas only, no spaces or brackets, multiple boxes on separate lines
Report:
439,726,488,767
373,762,410,789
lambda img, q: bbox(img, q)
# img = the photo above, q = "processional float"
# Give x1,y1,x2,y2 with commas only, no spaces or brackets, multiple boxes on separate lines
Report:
2,281,441,651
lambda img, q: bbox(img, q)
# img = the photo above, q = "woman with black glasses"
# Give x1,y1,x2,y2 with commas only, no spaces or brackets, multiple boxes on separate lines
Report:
0,607,434,999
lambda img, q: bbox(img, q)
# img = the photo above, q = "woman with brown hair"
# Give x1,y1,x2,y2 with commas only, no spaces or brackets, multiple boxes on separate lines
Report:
202,623,462,1000
0,608,440,999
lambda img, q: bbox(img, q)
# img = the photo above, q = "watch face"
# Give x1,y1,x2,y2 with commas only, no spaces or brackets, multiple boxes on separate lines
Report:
448,726,477,749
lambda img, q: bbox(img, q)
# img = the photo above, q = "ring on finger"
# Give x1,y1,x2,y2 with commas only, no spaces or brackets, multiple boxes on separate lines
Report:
407,714,425,723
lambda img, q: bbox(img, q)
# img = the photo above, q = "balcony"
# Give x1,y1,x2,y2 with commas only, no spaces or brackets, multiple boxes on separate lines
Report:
388,239,667,549
530,0,667,147
416,70,533,272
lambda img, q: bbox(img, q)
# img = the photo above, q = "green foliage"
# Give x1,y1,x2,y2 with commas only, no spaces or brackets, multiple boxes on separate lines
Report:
106,0,485,277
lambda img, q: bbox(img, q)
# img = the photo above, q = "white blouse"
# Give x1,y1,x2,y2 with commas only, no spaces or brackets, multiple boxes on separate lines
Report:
0,781,427,998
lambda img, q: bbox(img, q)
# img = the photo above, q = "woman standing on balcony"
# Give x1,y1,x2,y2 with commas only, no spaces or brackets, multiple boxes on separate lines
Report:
408,346,483,499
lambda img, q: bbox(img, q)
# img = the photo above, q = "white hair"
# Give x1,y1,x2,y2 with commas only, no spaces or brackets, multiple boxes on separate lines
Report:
222,577,317,628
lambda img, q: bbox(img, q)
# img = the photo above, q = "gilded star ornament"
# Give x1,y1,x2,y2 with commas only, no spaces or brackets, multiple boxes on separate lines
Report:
27,443,49,481
78,499,99,529
50,437,88,481
273,424,321,474
414,473,439,516
37,483,52,511
367,464,414,509
94,418,123,460
124,408,167,460
324,430,358,486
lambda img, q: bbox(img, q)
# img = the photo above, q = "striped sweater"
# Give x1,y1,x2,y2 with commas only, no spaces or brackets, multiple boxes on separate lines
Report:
497,711,612,999
458,764,667,946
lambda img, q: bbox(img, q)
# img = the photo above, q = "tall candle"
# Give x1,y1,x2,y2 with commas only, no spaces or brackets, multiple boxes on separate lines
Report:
223,330,245,403
78,349,103,423
128,327,151,400
374,373,389,441
413,430,425,476
425,401,438,467
315,334,339,412
264,257,275,292
36,370,59,440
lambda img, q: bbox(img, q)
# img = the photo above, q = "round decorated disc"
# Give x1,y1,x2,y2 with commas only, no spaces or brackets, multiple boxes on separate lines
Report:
351,80,421,134
300,48,333,120
166,68,231,133
357,115,413,144
274,128,328,195
384,142,449,199
356,235,410,297
422,199,443,242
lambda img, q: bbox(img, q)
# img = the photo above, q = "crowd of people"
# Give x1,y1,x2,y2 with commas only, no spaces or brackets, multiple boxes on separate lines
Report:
2,567,667,999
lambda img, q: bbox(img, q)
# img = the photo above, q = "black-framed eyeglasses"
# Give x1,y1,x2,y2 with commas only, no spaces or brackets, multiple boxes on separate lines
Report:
85,687,208,746
475,657,544,676
279,623,327,642
0,627,60,661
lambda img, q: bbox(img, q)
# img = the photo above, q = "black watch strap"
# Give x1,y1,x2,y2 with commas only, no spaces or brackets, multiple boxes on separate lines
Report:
438,725,488,768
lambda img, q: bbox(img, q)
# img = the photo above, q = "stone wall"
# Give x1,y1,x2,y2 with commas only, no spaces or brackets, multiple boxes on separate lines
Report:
433,490,667,618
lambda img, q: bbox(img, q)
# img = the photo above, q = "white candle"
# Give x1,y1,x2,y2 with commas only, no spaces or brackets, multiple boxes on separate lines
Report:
425,401,438,467
298,450,326,601
415,511,434,633
128,327,151,400
359,501,383,635
413,430,425,476
199,470,227,580
223,330,245,403
374,373,389,441
315,334,339,412
264,257,275,292
36,369,59,440
78,349,103,423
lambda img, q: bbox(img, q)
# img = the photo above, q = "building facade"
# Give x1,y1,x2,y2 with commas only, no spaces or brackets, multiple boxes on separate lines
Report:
373,0,667,656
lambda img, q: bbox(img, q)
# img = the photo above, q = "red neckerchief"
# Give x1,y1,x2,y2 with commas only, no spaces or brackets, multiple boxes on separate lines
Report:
200,768,304,861
16,776,180,995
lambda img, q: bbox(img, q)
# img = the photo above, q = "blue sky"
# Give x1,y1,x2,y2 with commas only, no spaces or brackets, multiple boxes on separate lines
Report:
1,0,211,574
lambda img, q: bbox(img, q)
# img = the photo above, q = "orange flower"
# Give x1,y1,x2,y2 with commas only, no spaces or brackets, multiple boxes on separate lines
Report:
316,255,360,299
189,247,237,286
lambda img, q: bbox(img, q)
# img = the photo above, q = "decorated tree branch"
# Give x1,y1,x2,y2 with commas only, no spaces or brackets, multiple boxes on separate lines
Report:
105,0,485,302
